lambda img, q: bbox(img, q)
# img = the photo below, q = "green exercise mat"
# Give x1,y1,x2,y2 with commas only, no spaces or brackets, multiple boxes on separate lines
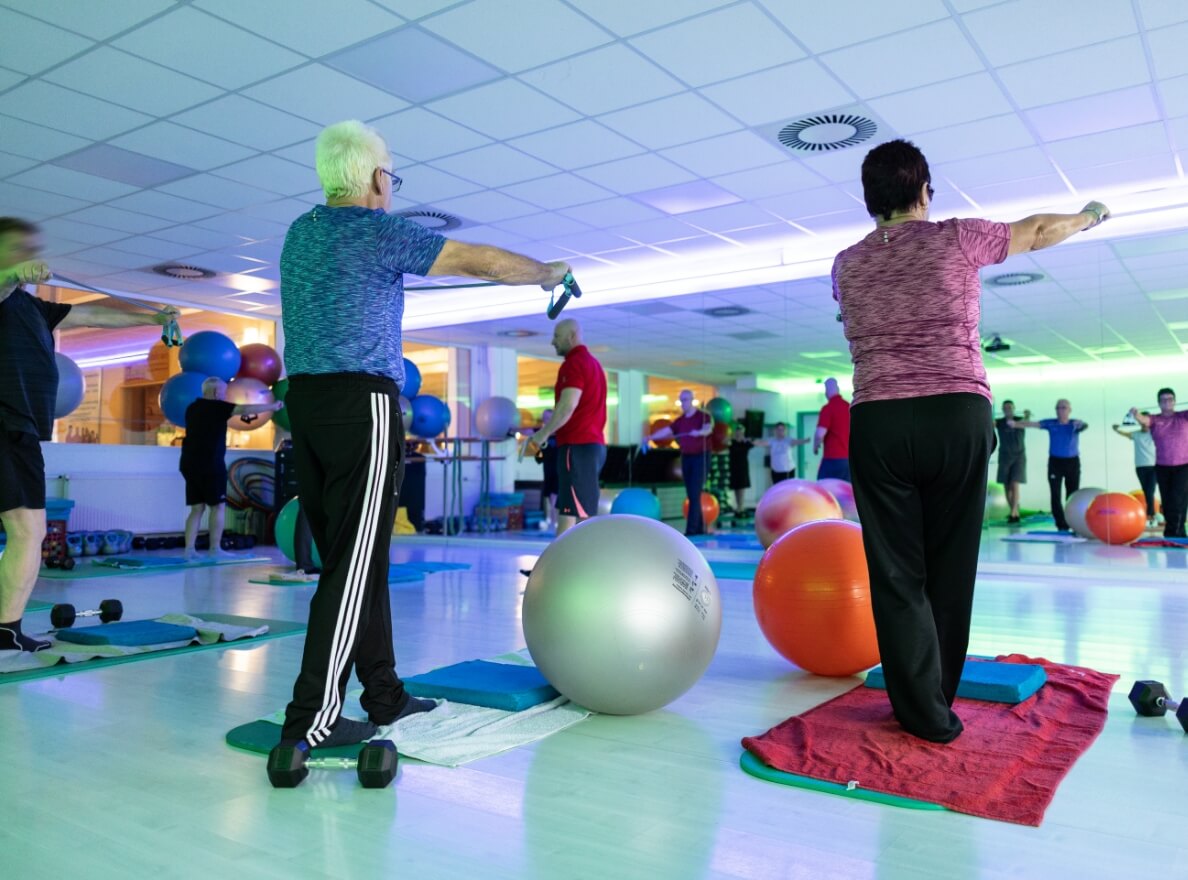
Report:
26,600,54,613
739,751,947,811
227,719,364,759
37,555,271,579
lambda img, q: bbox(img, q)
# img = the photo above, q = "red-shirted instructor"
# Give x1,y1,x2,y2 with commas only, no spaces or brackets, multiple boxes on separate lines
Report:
815,377,851,481
644,389,714,536
523,318,607,537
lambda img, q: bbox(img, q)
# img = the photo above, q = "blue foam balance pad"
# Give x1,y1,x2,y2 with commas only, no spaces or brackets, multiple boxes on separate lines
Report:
865,659,1047,704
55,620,199,647
404,659,558,711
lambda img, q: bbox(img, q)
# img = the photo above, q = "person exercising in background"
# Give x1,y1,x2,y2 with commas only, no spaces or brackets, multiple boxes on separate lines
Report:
1113,415,1158,528
728,422,753,514
644,390,714,535
1130,389,1188,538
535,407,559,530
753,422,809,484
521,320,607,538
181,378,283,560
994,400,1030,524
814,378,851,481
1008,400,1088,532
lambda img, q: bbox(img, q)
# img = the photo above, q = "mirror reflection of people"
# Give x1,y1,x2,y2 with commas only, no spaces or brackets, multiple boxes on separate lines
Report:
644,390,713,535
535,407,559,531
1131,388,1188,538
753,422,809,484
994,400,1030,524
814,378,851,481
1113,414,1157,528
1008,400,1089,533
728,423,753,514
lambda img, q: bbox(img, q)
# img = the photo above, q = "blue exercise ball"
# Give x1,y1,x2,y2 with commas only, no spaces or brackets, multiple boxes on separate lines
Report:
402,357,422,399
159,371,209,428
409,394,450,438
610,488,662,520
179,331,241,381
54,352,85,418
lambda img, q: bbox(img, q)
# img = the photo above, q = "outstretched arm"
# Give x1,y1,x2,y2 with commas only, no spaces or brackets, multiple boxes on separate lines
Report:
427,240,570,288
1129,408,1151,428
1007,201,1108,256
60,303,179,330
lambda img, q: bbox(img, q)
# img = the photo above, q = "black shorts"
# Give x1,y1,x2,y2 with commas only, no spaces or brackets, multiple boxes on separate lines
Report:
0,429,46,511
996,454,1026,485
541,445,559,497
557,443,605,518
182,468,228,506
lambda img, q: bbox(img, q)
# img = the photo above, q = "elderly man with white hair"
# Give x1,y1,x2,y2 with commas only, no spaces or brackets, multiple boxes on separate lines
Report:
180,378,283,560
275,120,570,756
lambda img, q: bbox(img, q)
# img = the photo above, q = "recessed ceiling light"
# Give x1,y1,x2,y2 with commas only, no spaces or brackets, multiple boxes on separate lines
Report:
800,350,845,359
151,263,216,279
699,305,751,318
1003,355,1054,365
988,272,1045,286
497,329,538,338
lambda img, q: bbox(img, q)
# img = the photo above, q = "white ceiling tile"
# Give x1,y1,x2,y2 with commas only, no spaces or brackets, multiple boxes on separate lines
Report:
500,174,615,210
52,144,195,188
0,181,88,218
712,162,829,200
548,230,637,254
510,121,644,169
0,68,23,91
424,0,612,73
997,36,1150,109
1170,116,1188,148
158,175,281,210
557,197,663,227
630,5,805,87
576,153,696,192
186,251,272,274
213,156,318,197
1026,85,1161,141
110,123,255,171
938,147,1056,189
1161,75,1188,118
758,0,949,53
195,213,290,241
193,0,404,55
598,92,741,150
43,47,222,117
822,21,985,98
9,166,139,202
756,186,863,220
244,65,409,126
653,235,745,259
370,0,460,18
679,202,781,232
39,218,131,246
633,180,740,214
720,224,801,249
963,174,1073,208
662,130,787,178
149,225,246,251
563,0,732,37
1,0,174,40
113,7,305,89
1062,155,1179,191
700,61,853,128
428,79,580,140
0,115,89,161
910,114,1036,163
0,150,37,176
1137,0,1188,29
108,191,222,223
795,150,868,185
1046,123,1171,169
1147,21,1188,79
63,205,171,235
0,8,93,74
431,144,558,187
0,81,151,139
392,164,484,204
869,73,1013,132
521,44,683,115
108,236,205,260
492,212,592,240
370,107,491,162
963,0,1137,66
72,247,157,271
172,96,321,152
433,191,540,223
610,217,701,244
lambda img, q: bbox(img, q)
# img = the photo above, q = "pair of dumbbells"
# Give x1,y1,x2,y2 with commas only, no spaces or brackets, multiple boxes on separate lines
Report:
266,739,398,789
1127,680,1188,733
49,599,123,630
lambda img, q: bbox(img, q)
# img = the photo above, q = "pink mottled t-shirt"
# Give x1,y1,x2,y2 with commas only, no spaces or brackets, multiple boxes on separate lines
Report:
1148,411,1188,466
832,218,1010,405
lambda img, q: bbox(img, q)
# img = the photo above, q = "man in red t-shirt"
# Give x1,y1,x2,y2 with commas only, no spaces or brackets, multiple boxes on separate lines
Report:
523,319,606,536
814,377,851,481
644,390,714,535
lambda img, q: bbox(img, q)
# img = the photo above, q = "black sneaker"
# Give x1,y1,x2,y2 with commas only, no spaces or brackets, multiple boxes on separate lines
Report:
1006,515,1021,524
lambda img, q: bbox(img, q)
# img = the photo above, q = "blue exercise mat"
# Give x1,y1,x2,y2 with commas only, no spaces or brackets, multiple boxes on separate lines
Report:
865,659,1047,704
404,659,558,711
708,560,759,581
54,620,199,647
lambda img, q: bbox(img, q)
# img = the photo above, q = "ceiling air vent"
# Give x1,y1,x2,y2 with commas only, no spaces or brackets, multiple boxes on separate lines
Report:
395,209,464,231
777,113,878,152
988,272,1044,287
151,263,216,279
699,305,752,318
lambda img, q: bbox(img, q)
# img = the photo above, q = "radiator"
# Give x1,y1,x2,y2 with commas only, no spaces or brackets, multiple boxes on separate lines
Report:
49,471,189,533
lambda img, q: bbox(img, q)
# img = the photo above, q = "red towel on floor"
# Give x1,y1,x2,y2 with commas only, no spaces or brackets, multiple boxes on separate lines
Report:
742,655,1117,826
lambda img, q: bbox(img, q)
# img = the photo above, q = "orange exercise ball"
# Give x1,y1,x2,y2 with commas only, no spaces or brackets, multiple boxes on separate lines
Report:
682,492,720,527
1129,489,1159,514
1086,492,1147,545
752,519,879,676
754,478,842,548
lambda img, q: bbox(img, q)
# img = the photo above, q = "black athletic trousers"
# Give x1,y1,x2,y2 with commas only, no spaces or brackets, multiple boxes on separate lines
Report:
1155,463,1188,538
850,393,993,742
281,373,408,745
1136,466,1157,519
1047,456,1081,530
682,451,708,535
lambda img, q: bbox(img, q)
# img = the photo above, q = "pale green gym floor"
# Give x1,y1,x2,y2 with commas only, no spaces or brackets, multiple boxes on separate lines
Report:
4,535,1186,880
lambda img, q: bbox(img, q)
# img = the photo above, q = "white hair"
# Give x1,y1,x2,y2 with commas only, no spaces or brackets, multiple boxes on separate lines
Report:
315,120,390,200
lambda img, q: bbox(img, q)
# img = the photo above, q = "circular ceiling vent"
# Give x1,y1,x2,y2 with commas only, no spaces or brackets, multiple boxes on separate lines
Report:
778,113,878,152
152,263,216,280
699,305,752,318
989,272,1045,287
396,209,463,231
497,329,538,338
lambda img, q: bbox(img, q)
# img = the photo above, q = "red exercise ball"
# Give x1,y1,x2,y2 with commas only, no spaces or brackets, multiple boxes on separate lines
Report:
237,343,283,386
1086,492,1147,545
753,519,879,676
683,492,720,527
755,478,842,549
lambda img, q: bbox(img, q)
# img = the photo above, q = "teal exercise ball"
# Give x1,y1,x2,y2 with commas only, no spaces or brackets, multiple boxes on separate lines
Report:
271,378,290,431
275,496,321,567
706,397,733,424
610,488,661,519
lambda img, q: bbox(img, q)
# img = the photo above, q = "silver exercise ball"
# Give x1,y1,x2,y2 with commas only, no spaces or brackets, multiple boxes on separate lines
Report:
523,515,721,715
1065,487,1105,538
597,487,621,516
474,395,519,439
399,395,413,424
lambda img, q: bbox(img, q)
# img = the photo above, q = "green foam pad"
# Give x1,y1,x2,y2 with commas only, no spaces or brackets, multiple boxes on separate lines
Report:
227,720,362,759
403,659,557,711
54,620,198,646
864,660,1046,704
740,751,947,811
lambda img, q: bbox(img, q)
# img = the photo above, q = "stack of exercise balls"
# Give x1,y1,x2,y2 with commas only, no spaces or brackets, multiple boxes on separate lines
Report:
160,331,282,432
400,356,451,439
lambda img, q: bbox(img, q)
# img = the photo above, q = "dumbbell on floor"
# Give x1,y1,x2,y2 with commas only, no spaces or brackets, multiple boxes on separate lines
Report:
1128,680,1188,733
50,599,123,630
267,739,398,789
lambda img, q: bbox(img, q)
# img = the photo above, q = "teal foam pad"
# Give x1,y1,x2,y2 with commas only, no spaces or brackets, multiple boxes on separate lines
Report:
865,660,1047,704
403,659,558,711
55,620,199,647
708,560,759,581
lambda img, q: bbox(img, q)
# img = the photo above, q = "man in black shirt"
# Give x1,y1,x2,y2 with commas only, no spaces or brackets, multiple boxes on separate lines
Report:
994,400,1030,524
0,217,179,652
181,378,283,560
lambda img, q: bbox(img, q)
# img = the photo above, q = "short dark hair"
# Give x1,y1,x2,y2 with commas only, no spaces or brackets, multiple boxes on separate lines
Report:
1002,399,1015,407
861,140,931,221
1158,387,1176,399
0,217,40,237
773,422,786,429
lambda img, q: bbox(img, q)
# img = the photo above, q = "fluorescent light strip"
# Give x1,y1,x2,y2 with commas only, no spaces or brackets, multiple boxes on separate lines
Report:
75,350,150,368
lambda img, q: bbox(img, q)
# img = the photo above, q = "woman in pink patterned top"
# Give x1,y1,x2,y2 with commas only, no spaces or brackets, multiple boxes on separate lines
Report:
1131,389,1188,538
832,139,1108,742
